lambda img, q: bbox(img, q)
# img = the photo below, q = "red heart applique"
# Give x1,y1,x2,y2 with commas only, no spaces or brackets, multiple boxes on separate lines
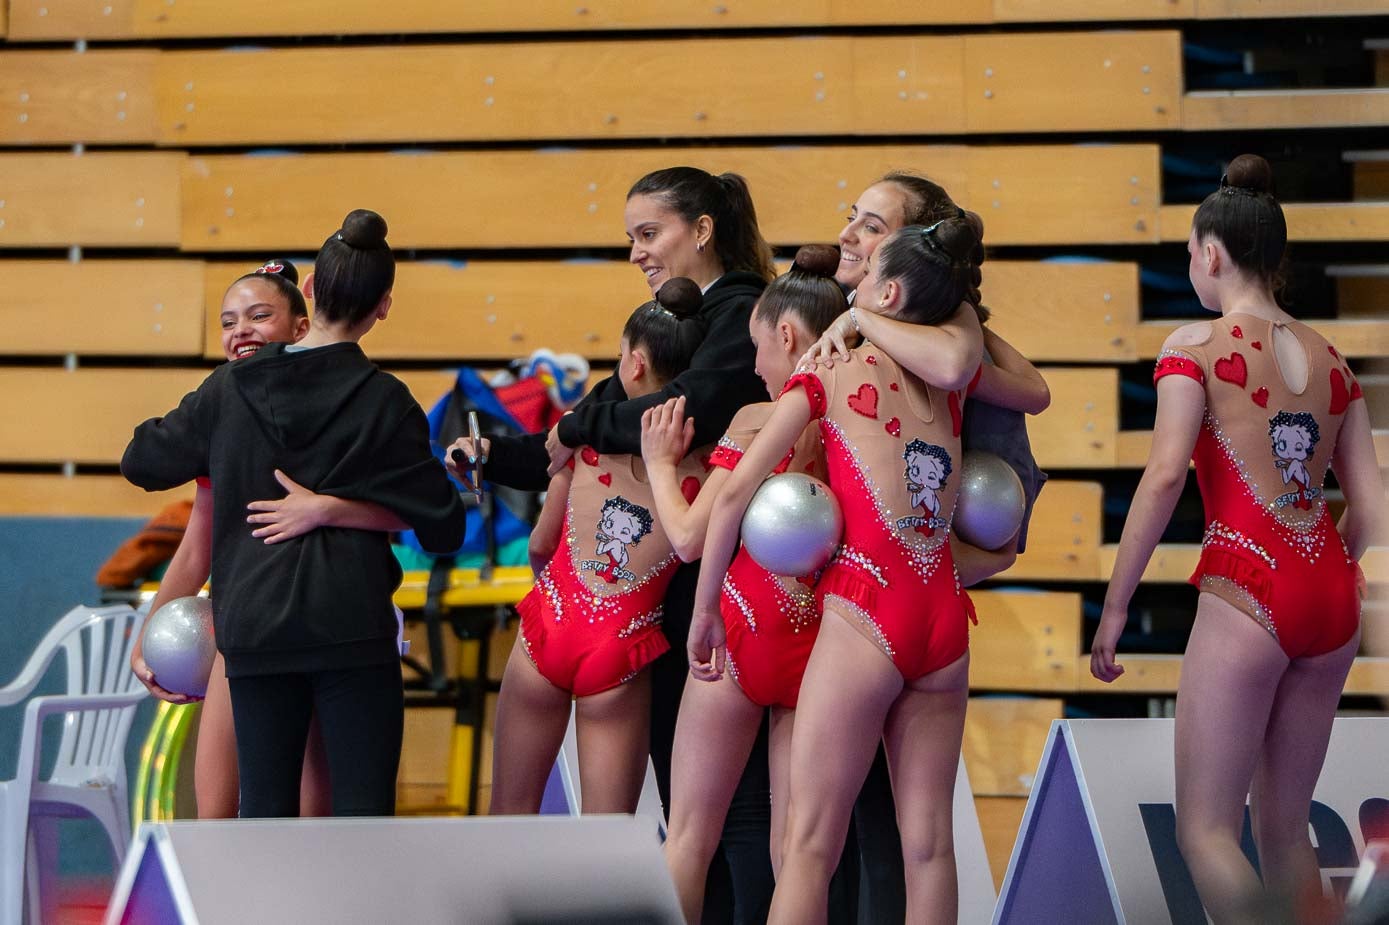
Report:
1329,368,1352,415
865,355,877,365
1213,352,1247,389
1231,325,1242,339
1351,379,1363,401
598,472,613,486
680,477,700,503
846,383,879,419
889,382,900,392
885,417,901,437
699,454,714,473
1329,345,1340,359
1251,387,1269,408
581,447,600,467
948,390,963,437
1250,341,1262,351
804,460,816,473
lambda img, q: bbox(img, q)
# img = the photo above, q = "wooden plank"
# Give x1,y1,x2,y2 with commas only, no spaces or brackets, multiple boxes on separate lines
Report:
967,145,1161,244
203,258,1138,362
983,261,1139,362
0,368,208,465
1351,160,1389,200
965,31,1182,133
181,144,1159,250
997,479,1104,580
0,153,182,247
1197,0,1389,17
962,697,1062,797
1029,368,1118,468
0,50,157,144
1160,202,1389,242
5,0,995,39
1332,267,1389,314
1118,429,1389,469
848,37,966,135
1136,318,1389,359
156,38,870,145
0,474,191,517
969,590,1083,692
975,797,1027,892
0,261,205,357
1183,88,1389,131
995,0,1195,18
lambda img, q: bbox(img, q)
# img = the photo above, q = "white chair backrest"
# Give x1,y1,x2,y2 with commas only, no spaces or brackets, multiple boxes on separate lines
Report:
37,605,147,787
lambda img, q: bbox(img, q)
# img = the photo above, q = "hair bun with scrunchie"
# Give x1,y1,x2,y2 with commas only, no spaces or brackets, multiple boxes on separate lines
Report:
254,258,299,285
654,277,703,320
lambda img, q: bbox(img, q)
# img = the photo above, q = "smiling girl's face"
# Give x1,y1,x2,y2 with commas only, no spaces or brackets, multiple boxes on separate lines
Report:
219,278,309,361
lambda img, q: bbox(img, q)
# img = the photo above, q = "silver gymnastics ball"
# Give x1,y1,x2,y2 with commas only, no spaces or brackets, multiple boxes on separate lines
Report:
953,451,1025,551
141,596,216,697
741,473,844,577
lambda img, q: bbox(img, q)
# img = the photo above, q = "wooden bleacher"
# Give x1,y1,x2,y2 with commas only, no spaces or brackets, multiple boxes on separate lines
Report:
4,4,1386,832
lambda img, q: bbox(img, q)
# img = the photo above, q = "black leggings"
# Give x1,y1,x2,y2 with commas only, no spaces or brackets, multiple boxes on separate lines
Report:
229,663,404,818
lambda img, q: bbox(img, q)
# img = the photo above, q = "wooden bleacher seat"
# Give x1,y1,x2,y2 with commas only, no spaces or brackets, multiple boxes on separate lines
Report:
1160,201,1389,242
181,143,1162,250
0,474,188,517
1327,262,1389,316
1,261,205,358
1346,149,1389,200
1136,317,1389,358
995,479,1104,580
981,262,1140,363
1183,88,1389,131
0,50,157,145
1028,368,1119,469
963,31,1181,133
969,590,1083,692
1194,1,1389,19
8,1,1292,42
0,153,182,247
961,696,1062,797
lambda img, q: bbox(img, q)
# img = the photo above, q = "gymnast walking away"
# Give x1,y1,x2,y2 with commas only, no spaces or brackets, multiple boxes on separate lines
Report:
1091,154,1385,923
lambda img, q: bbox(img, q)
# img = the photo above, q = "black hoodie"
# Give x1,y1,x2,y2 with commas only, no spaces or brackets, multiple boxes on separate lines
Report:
122,342,468,677
486,270,769,491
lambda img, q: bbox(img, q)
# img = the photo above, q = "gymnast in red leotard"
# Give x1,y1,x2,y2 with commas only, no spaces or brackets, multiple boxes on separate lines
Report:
1092,155,1385,922
477,279,711,818
642,246,844,924
690,217,985,925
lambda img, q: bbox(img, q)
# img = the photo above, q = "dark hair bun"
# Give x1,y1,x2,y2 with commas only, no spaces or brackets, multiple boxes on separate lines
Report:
338,209,389,249
932,214,983,266
1224,154,1274,195
655,277,703,319
791,244,840,278
255,258,299,285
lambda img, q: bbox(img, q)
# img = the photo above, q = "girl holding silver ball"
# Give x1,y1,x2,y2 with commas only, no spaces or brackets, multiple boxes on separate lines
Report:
690,216,985,925
805,173,1052,920
130,258,411,820
639,245,846,924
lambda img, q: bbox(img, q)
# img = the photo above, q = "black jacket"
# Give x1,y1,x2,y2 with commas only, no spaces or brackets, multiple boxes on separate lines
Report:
487,271,769,491
122,342,468,677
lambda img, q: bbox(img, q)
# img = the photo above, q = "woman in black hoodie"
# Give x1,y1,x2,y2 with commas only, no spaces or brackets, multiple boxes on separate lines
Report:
123,210,467,818
458,168,780,923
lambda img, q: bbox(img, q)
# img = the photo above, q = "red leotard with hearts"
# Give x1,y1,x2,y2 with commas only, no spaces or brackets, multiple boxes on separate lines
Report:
709,403,826,709
784,346,977,681
516,449,709,696
1153,314,1363,658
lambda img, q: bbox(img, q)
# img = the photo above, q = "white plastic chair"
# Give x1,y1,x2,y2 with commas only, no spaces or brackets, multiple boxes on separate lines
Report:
0,604,149,925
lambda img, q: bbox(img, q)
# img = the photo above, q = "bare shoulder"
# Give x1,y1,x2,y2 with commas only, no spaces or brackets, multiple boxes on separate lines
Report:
1162,321,1214,352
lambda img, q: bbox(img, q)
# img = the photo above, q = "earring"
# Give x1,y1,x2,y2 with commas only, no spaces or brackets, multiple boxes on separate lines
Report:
696,241,706,253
